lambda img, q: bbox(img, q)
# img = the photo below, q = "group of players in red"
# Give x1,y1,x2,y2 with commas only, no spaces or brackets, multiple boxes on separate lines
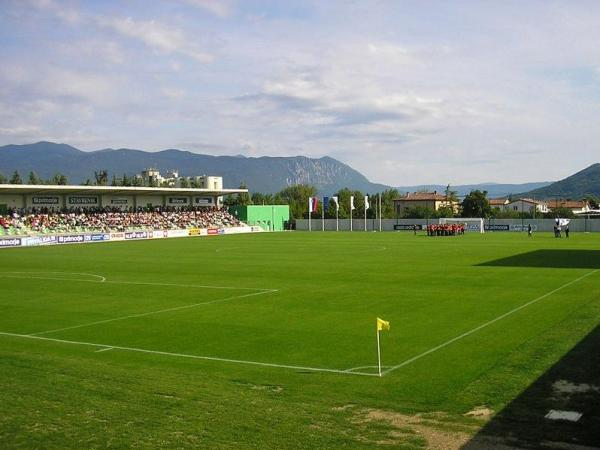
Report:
426,223,465,236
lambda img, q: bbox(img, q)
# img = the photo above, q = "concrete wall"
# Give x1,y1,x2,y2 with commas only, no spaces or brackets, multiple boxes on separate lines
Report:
296,218,600,232
0,194,25,210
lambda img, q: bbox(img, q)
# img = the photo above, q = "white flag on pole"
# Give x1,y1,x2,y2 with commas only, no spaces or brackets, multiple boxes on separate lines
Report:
331,196,339,211
364,195,370,210
350,196,355,210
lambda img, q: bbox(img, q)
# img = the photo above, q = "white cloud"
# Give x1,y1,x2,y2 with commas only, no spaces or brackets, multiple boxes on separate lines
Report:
95,16,214,63
180,0,235,18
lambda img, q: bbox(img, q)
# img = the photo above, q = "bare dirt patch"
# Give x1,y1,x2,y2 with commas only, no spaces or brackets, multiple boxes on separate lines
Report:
353,408,479,450
332,404,356,411
465,406,494,420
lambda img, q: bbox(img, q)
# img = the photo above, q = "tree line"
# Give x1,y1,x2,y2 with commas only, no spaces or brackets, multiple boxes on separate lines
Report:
0,170,68,185
226,185,600,221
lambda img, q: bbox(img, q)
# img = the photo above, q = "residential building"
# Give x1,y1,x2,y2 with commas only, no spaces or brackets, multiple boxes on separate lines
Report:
393,191,459,216
546,199,590,214
504,198,549,214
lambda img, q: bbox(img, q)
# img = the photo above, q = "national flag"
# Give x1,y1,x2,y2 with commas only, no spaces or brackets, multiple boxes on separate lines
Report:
377,317,390,331
308,197,318,213
350,196,355,211
364,195,370,210
331,196,339,211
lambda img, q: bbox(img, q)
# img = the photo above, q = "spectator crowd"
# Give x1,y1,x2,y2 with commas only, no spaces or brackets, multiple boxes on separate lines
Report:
0,206,242,235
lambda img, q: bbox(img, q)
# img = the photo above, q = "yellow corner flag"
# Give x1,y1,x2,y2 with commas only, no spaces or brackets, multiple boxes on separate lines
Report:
376,317,390,331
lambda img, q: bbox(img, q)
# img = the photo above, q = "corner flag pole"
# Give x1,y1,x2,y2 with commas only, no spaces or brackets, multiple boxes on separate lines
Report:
376,317,390,377
377,327,382,377
322,199,325,231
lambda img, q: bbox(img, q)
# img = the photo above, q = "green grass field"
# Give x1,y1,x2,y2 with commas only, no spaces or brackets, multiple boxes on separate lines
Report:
1,231,599,448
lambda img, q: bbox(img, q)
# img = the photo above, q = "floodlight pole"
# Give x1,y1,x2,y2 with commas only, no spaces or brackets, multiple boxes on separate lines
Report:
376,328,382,377
322,203,324,232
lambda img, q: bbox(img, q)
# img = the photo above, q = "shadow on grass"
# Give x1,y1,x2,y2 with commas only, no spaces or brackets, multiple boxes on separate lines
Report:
478,250,600,269
462,325,600,449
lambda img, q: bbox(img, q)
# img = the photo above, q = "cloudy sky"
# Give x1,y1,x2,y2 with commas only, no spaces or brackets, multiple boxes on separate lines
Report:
1,1,600,185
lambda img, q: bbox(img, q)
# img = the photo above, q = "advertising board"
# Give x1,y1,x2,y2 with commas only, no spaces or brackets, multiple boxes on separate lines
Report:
125,231,148,240
32,196,60,205
57,234,85,244
68,196,98,205
0,237,22,247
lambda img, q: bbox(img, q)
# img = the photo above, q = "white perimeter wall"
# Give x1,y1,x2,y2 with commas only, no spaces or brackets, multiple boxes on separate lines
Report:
296,218,600,232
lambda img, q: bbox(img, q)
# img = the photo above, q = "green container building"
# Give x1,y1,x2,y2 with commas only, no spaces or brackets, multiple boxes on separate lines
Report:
229,205,290,231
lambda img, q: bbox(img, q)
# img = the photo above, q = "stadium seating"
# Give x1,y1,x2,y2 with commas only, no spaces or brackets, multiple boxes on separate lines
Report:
0,207,242,235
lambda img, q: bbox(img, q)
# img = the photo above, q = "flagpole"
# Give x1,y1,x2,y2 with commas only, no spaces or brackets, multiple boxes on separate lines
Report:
308,198,311,232
377,328,382,377
321,199,324,232
336,207,339,231
379,194,382,232
364,202,367,231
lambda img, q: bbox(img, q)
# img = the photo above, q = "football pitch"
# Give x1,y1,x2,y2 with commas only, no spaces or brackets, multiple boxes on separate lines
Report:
1,231,600,448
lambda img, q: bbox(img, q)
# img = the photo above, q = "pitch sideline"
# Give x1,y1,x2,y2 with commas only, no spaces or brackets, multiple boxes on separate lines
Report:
0,331,378,377
382,268,599,376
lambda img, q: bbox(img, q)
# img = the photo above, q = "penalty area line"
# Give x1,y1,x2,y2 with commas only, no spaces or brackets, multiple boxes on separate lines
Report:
0,331,378,377
382,269,599,376
31,289,279,336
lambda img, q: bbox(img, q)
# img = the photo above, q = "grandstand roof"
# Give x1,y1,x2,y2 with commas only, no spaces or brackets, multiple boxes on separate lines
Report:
0,183,247,196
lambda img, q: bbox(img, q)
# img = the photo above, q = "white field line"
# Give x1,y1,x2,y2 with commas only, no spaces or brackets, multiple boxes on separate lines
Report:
382,269,600,376
32,289,278,336
0,331,378,377
344,365,391,373
0,272,274,292
95,347,113,353
0,272,107,282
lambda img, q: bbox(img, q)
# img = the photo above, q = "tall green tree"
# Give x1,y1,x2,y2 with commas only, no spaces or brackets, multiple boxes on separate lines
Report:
0,172,7,184
52,173,68,185
10,170,22,184
94,170,108,186
122,173,131,186
111,174,118,186
235,182,252,206
380,188,400,219
28,171,41,185
277,184,317,220
461,190,491,218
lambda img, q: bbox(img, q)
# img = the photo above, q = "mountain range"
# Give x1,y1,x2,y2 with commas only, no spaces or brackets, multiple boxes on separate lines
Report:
517,163,600,199
0,141,592,198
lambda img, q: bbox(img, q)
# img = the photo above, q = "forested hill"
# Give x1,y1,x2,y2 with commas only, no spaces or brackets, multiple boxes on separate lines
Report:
0,141,555,196
0,142,388,194
520,163,600,198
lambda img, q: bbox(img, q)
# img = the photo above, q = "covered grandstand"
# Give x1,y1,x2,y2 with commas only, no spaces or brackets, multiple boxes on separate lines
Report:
0,183,247,212
0,184,255,244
